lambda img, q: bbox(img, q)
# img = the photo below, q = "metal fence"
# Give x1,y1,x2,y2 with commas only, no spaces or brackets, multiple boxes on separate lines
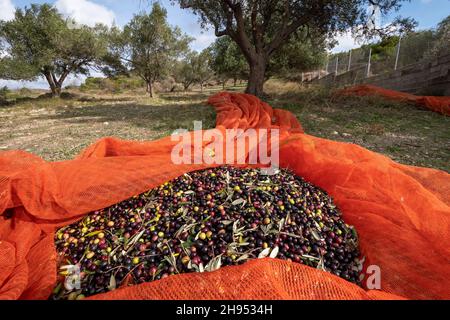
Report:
304,30,449,83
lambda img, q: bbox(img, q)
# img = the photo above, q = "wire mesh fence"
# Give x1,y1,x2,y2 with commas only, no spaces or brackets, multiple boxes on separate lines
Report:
304,28,449,84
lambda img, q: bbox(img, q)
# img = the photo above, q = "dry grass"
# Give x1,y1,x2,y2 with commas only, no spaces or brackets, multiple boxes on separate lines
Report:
0,89,217,161
265,79,450,172
1,81,448,172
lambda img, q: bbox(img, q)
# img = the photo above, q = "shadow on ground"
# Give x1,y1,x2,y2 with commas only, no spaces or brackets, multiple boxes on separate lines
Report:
31,102,216,132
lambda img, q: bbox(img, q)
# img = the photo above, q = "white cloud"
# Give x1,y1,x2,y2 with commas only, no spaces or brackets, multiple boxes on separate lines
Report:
0,0,15,21
191,32,216,51
331,30,362,53
55,0,116,27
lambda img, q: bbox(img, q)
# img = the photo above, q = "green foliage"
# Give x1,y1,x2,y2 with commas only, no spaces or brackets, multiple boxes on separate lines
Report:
426,15,450,58
400,30,435,64
195,49,214,89
175,0,414,95
328,14,450,74
369,36,399,61
0,85,9,94
0,4,109,96
208,36,247,83
173,49,213,91
172,52,197,90
108,3,192,96
268,32,327,78
0,86,10,100
0,4,64,79
208,33,326,82
80,76,145,93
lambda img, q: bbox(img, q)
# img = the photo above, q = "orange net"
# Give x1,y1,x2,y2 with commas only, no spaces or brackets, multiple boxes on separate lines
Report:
0,92,449,300
337,84,450,116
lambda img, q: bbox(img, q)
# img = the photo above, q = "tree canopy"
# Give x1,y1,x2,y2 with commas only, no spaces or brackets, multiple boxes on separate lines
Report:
172,50,213,91
208,33,327,85
208,36,248,86
427,15,450,58
175,0,415,96
0,4,108,96
107,3,192,97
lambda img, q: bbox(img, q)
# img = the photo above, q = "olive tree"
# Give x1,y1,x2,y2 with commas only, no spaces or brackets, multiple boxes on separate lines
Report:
0,4,108,97
175,0,415,96
172,52,199,91
426,15,450,58
111,3,191,97
208,36,248,88
209,33,326,85
195,49,214,92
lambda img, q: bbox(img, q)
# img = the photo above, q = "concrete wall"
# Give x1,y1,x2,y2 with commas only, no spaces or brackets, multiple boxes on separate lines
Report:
311,53,450,96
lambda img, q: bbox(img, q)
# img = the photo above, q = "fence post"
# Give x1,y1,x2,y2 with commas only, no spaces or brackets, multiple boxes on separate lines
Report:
394,35,402,70
335,57,339,76
367,47,372,78
348,50,352,71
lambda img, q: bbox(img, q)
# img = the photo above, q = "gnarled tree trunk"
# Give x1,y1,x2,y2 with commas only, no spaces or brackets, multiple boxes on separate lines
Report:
43,72,60,97
146,81,154,98
245,55,267,97
43,69,70,98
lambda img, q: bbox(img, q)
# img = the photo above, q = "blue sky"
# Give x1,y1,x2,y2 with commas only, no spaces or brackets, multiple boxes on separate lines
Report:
1,0,449,88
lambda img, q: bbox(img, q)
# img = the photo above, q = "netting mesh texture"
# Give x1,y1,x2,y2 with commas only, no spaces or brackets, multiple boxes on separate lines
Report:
0,90,449,300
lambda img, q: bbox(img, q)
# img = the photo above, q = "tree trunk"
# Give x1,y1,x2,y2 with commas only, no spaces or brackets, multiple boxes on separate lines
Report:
233,78,237,87
43,72,60,97
146,81,154,98
246,55,267,97
222,81,226,90
200,82,203,92
54,85,62,97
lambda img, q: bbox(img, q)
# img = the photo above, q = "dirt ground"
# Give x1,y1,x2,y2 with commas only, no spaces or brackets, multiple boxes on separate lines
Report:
1,82,449,172
0,90,216,161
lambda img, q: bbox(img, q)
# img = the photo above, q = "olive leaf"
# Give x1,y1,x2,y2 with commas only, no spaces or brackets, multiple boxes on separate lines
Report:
279,231,303,239
278,218,285,233
258,247,271,258
231,198,246,206
302,254,321,261
205,255,222,272
314,220,322,231
269,246,279,258
52,282,62,295
108,274,116,291
310,228,322,241
316,257,326,271
125,230,145,250
85,230,102,237
236,254,250,262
